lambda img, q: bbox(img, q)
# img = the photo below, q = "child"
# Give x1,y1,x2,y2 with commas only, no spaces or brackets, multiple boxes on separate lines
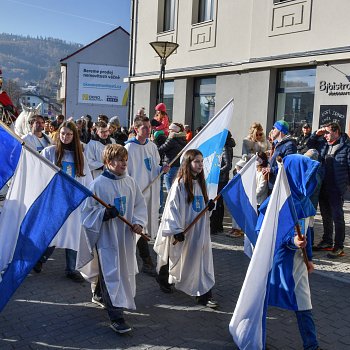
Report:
154,149,218,308
79,144,147,334
125,115,170,275
256,151,269,208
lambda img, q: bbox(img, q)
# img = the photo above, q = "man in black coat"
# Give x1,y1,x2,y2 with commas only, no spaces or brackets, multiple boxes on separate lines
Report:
307,122,350,258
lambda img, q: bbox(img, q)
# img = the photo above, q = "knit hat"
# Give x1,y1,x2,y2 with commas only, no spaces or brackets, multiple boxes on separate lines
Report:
274,120,289,134
155,103,166,112
154,130,165,140
169,123,181,133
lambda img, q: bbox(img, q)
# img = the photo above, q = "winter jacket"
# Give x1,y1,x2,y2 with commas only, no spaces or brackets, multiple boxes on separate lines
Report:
219,137,235,183
307,132,350,195
158,131,187,167
296,133,311,154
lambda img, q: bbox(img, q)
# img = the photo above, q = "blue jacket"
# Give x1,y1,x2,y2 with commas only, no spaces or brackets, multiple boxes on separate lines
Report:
307,132,350,195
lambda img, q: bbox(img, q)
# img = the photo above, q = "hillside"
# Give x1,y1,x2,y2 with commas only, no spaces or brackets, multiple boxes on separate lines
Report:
0,33,82,93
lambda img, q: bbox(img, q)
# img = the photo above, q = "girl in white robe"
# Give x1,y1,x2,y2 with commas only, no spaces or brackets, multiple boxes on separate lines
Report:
79,144,147,334
154,149,218,308
38,121,93,281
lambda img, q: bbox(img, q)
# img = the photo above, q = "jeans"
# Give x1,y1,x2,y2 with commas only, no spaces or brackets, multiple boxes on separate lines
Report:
318,185,345,249
295,310,319,350
164,167,179,191
65,249,77,274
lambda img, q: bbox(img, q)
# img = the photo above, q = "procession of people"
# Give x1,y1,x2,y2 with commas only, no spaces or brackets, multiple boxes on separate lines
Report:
1,95,350,350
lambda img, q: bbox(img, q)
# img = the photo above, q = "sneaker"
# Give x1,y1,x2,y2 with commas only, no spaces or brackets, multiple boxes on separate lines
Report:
91,295,105,308
110,320,132,334
327,248,345,259
206,299,219,309
66,272,85,283
314,241,333,251
33,261,43,273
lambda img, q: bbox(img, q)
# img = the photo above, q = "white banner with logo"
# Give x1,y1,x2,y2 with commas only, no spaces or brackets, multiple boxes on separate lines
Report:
78,63,128,105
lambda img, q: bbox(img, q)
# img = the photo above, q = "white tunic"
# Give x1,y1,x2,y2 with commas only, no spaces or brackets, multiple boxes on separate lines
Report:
154,179,215,296
124,139,161,238
78,171,147,309
22,132,52,153
84,139,115,178
41,145,93,250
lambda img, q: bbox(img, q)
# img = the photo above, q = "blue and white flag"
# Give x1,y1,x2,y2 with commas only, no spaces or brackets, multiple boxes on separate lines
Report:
221,155,258,247
0,126,92,312
181,99,234,199
229,163,297,350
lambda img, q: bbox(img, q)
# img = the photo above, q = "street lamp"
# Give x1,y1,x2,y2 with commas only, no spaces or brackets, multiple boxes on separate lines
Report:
150,41,179,103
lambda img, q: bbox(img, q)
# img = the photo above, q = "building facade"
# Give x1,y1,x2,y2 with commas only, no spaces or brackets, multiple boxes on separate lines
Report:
59,27,130,126
129,0,350,154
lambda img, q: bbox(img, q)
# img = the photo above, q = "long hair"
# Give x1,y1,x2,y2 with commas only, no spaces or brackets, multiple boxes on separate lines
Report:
55,121,85,177
248,122,266,143
177,149,208,204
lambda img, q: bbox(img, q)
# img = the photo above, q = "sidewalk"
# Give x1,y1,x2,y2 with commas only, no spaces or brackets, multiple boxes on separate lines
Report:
0,202,349,349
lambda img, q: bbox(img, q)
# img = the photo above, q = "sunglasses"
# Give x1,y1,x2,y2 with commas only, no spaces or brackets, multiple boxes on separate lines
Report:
257,132,263,136
324,131,330,135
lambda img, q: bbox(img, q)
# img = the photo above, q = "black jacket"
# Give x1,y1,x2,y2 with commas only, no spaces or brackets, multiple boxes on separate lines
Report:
219,137,235,183
158,132,187,167
296,133,311,154
307,132,350,195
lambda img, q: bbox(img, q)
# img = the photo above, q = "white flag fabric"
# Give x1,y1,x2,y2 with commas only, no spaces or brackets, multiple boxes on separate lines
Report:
180,99,234,199
229,164,297,350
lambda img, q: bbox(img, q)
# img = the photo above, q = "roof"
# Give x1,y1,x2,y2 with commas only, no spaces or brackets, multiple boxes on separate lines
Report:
60,26,129,63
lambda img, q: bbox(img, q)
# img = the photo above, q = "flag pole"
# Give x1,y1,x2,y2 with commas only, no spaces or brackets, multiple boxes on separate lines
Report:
0,121,150,242
142,98,234,194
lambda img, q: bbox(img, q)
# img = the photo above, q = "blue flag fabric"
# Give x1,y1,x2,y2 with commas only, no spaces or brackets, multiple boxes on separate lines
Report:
180,99,234,199
221,155,258,246
0,125,21,190
0,130,92,312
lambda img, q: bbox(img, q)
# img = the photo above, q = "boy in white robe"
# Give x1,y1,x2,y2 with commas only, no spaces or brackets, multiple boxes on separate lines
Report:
79,144,147,334
124,115,169,275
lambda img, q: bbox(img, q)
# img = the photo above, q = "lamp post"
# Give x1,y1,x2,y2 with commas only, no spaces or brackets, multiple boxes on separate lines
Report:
149,41,179,103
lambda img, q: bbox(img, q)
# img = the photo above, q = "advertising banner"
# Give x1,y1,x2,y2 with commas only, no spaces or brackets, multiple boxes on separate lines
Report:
78,63,128,106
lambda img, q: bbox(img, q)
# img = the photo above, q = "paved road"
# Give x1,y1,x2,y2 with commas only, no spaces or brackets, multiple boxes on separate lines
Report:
0,203,349,350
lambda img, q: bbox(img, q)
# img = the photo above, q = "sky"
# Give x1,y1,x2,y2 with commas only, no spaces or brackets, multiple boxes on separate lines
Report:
1,0,131,45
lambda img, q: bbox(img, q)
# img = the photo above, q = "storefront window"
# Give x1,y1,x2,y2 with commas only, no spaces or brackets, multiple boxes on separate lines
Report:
193,77,216,131
163,80,174,121
275,68,316,135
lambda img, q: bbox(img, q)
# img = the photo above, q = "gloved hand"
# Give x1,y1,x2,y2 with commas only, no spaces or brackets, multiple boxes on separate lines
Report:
174,232,185,242
103,205,119,221
207,199,215,211
150,118,161,127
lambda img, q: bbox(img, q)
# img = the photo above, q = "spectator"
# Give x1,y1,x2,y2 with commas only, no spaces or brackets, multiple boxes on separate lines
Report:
184,124,193,142
296,123,312,154
108,116,128,145
242,122,269,158
151,103,169,136
307,122,350,258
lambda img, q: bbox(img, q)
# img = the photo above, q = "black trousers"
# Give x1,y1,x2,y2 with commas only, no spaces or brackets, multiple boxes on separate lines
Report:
137,236,151,262
318,185,345,249
210,181,228,232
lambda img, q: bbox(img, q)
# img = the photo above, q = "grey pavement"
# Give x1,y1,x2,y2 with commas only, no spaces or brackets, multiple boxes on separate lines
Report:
0,202,350,350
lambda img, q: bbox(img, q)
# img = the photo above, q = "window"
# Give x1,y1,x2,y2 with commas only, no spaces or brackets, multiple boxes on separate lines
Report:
198,0,214,22
193,77,216,131
162,80,174,121
163,0,175,32
275,68,316,135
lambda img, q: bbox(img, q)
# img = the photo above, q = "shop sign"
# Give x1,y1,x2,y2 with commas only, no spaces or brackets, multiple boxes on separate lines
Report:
319,81,350,96
319,105,347,132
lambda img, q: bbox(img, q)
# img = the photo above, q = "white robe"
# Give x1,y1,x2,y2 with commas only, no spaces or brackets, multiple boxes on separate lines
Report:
78,171,147,309
84,139,115,179
154,179,215,296
41,145,93,250
22,132,52,153
125,139,161,239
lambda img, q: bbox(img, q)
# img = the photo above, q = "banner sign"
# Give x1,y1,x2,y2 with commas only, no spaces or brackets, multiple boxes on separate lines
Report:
78,63,128,105
319,105,347,132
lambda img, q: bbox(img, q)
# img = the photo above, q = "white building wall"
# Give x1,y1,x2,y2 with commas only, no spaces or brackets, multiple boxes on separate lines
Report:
61,28,130,126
